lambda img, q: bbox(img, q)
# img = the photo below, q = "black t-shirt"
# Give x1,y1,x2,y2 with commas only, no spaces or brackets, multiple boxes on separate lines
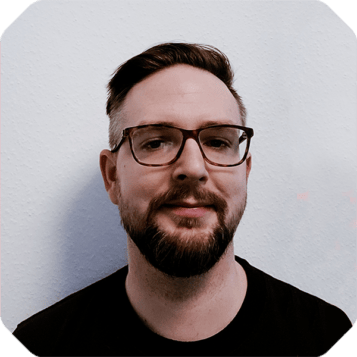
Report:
13,256,352,356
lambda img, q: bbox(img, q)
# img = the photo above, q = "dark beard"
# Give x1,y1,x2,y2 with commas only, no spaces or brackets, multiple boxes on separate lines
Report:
119,184,247,278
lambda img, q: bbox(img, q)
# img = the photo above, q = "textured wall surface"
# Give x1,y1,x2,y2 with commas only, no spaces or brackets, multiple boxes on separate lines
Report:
1,0,356,333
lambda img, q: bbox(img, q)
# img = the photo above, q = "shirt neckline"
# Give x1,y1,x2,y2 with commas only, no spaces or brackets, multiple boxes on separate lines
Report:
121,256,266,355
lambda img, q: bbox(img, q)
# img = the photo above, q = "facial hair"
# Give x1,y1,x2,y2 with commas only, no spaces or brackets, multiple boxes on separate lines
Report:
117,184,247,278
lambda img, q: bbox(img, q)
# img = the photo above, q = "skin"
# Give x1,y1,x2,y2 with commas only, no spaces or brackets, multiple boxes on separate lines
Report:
100,64,252,341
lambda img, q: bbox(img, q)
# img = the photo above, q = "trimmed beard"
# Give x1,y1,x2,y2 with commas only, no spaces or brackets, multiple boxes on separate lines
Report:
118,184,247,278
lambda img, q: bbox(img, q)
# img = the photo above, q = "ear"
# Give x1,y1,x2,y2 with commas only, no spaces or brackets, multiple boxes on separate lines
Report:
100,149,119,205
245,153,252,181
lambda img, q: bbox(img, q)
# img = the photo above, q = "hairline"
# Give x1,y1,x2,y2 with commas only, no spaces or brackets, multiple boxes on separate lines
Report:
109,65,246,148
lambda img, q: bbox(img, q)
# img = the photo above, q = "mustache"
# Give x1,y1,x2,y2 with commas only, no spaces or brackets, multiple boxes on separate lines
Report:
146,184,228,219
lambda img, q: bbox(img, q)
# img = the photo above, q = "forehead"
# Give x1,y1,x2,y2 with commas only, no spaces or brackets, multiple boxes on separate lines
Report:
122,64,241,129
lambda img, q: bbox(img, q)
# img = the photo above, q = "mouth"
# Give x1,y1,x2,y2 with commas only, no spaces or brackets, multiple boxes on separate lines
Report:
162,201,215,218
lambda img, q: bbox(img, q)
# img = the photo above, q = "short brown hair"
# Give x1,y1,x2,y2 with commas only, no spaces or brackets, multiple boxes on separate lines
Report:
106,42,246,150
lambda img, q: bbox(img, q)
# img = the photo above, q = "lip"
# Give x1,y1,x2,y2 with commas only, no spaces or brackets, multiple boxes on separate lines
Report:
164,200,213,208
163,201,214,218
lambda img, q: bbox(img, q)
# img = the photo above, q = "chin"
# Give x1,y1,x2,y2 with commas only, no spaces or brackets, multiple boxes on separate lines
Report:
127,218,234,278
155,211,217,232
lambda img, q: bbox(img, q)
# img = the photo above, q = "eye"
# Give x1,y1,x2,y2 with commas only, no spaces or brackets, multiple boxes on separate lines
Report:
146,140,164,149
140,137,172,151
203,138,231,150
208,139,228,148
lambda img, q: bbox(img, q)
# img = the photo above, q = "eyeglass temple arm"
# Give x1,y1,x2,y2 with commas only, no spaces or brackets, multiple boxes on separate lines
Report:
239,132,247,144
240,128,254,143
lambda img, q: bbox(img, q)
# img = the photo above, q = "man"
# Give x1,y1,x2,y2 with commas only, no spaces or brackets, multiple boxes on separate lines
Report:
13,43,352,356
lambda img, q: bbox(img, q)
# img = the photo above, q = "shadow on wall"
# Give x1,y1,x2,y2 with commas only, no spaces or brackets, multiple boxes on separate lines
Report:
59,169,128,296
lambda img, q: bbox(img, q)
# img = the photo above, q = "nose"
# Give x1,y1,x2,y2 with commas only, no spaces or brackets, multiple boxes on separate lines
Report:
172,138,209,183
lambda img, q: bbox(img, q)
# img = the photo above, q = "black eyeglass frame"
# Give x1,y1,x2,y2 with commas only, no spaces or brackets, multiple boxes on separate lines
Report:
111,124,254,167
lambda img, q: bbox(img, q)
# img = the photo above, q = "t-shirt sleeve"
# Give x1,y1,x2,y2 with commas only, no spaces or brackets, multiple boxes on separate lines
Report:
320,302,353,354
13,315,59,356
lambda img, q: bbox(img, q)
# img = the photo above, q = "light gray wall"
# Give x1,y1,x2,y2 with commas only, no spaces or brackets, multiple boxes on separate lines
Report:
1,0,356,332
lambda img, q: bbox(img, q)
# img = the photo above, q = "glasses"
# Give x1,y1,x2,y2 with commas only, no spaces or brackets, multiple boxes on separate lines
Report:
111,124,254,167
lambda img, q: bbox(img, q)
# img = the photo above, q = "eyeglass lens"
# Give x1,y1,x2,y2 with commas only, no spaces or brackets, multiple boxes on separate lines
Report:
131,126,248,165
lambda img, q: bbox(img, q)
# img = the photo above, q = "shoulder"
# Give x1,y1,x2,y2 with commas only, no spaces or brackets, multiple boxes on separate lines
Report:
236,256,352,355
13,265,128,356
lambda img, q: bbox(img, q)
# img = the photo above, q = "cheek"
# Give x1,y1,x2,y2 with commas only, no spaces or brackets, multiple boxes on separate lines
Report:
118,168,167,206
216,171,247,203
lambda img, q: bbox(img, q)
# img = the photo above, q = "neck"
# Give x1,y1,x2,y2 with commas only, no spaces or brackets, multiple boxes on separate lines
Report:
125,237,247,341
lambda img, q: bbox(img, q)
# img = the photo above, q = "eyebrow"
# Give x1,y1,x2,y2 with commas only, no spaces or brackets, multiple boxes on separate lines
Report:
197,120,237,128
137,119,238,128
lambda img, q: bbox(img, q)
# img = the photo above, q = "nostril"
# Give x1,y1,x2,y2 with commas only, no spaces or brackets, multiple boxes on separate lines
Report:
176,174,207,182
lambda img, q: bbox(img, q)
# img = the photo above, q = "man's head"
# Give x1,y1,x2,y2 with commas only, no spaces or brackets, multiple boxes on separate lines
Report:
100,43,252,278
